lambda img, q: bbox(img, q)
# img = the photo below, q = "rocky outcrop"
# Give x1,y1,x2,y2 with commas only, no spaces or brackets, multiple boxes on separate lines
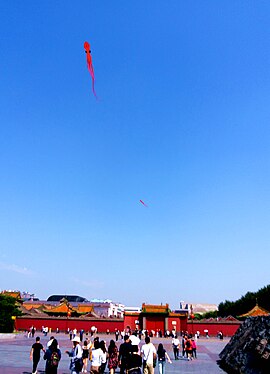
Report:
218,316,270,373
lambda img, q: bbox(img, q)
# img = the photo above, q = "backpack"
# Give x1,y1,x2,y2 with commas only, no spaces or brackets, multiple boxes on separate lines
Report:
186,340,191,349
50,351,60,367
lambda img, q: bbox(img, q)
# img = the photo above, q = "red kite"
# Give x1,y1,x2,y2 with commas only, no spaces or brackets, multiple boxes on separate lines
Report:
84,41,97,98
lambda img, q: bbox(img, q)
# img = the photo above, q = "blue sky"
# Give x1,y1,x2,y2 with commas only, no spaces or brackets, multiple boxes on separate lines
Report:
0,1,269,309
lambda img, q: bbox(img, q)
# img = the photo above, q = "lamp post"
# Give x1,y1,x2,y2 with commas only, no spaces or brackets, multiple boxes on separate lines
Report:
190,305,194,335
66,302,71,333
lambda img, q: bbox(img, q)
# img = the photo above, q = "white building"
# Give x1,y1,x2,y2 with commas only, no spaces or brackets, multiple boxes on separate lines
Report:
90,299,125,318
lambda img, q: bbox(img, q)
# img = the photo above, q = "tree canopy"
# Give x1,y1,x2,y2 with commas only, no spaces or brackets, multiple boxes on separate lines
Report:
218,285,270,317
0,294,22,333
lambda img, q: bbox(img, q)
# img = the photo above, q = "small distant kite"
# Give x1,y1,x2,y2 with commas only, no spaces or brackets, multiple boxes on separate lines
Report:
84,41,97,99
139,200,148,207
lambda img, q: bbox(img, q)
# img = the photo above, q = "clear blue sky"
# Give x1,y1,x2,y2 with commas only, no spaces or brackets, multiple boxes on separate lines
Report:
0,1,269,309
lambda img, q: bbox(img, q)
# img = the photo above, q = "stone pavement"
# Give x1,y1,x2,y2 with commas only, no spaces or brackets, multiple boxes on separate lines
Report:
0,333,228,373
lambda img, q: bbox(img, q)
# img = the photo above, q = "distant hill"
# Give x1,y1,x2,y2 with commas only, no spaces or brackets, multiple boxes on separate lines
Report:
189,302,218,314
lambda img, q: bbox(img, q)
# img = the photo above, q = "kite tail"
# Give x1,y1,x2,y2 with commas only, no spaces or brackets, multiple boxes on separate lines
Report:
92,80,98,99
88,65,97,99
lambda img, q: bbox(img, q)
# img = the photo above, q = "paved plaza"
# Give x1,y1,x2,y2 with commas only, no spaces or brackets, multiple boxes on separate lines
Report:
0,333,228,373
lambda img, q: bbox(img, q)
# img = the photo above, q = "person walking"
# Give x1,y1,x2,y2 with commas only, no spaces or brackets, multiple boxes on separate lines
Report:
90,339,103,374
185,336,193,361
157,343,171,374
126,345,142,374
171,336,180,360
99,340,107,374
44,338,61,374
82,340,90,373
66,336,83,374
181,335,186,358
191,338,197,359
141,337,157,374
119,335,132,374
30,336,45,374
108,340,118,374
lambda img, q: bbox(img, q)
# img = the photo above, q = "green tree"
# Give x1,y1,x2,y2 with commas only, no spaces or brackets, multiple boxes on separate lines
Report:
218,284,270,317
201,310,218,319
0,295,22,333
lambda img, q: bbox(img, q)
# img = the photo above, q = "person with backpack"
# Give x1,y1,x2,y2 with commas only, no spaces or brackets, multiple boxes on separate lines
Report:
66,336,83,374
44,338,61,374
126,345,142,374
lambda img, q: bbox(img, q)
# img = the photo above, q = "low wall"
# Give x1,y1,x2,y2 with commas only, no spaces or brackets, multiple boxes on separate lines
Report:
187,321,242,337
16,316,124,333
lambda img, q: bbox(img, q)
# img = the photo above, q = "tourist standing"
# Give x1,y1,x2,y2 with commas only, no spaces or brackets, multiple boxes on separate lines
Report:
115,329,120,341
73,328,77,339
108,340,118,374
157,343,171,374
65,336,83,374
80,329,84,342
181,336,186,357
44,338,61,374
30,336,45,374
141,337,157,374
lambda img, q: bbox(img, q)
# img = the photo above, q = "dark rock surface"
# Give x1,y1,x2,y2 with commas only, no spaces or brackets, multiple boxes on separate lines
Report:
218,316,270,373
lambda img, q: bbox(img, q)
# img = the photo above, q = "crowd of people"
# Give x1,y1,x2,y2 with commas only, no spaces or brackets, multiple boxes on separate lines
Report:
29,329,201,374
30,336,61,374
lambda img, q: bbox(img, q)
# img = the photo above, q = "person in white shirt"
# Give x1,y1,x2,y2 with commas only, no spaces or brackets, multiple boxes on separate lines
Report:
141,337,156,374
172,336,180,360
66,336,83,374
99,340,107,374
91,339,103,374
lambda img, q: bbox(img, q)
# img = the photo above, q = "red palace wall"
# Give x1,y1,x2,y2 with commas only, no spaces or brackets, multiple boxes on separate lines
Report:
124,314,139,330
145,316,165,332
187,321,241,337
167,316,187,333
16,317,124,333
15,317,241,337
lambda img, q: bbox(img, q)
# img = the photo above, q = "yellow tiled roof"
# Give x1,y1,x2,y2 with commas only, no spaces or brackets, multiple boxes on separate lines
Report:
239,304,270,318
